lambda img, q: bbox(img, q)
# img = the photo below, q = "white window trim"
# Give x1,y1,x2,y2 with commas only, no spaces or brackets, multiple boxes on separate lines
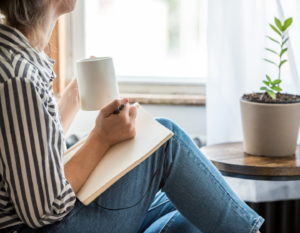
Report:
66,0,206,97
118,76,205,95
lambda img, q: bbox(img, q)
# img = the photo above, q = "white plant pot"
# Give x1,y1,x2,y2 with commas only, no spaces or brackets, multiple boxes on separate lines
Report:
240,99,300,157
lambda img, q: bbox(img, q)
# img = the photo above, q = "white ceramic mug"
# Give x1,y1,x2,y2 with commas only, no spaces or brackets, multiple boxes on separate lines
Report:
76,57,119,111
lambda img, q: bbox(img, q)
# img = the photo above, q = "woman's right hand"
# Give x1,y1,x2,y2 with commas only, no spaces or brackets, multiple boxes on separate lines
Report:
92,98,138,148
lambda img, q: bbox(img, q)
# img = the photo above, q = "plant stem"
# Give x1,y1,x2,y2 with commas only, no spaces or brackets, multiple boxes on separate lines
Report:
278,61,281,80
278,35,283,80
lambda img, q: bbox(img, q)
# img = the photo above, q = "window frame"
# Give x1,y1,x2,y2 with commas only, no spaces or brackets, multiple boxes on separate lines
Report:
64,0,206,99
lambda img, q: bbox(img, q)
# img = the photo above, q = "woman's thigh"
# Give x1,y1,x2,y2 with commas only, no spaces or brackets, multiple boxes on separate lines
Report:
35,143,170,233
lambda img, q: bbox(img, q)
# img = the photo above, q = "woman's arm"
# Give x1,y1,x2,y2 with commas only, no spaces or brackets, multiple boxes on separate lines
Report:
58,79,80,133
64,98,137,193
0,78,77,228
64,131,109,193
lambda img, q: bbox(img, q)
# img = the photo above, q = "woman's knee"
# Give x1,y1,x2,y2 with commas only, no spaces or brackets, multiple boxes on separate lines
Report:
156,118,180,134
156,118,190,143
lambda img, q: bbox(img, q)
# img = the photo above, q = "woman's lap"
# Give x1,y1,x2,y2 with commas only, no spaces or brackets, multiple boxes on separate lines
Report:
40,190,200,233
38,152,168,233
5,138,167,233
7,118,263,233
36,120,174,232
6,191,187,233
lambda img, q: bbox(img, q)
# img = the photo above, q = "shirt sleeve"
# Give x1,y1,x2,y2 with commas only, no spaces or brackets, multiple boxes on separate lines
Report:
0,77,76,228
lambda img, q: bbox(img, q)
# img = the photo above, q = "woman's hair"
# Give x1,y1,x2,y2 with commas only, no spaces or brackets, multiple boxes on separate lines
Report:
0,0,48,37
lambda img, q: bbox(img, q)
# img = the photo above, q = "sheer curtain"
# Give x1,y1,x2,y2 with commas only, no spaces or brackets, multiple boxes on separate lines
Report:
206,0,300,202
207,0,300,145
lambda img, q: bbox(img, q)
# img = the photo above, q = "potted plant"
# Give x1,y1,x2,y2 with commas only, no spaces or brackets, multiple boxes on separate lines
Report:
241,17,300,157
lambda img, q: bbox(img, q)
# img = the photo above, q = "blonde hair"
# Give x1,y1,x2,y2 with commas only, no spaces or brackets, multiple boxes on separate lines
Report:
0,0,48,45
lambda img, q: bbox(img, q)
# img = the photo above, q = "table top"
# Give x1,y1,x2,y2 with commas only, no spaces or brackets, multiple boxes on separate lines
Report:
201,142,300,181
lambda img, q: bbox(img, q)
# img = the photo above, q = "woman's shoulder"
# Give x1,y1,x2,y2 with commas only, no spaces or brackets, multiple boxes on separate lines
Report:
0,55,49,106
0,52,39,83
0,54,49,100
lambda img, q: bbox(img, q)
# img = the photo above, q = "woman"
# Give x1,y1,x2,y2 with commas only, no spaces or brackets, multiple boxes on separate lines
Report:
0,1,263,233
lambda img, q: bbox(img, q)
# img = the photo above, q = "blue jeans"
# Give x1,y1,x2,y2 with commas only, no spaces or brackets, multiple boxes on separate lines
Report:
5,118,264,233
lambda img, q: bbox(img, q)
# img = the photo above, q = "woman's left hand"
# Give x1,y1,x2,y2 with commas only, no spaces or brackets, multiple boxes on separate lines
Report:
58,79,81,132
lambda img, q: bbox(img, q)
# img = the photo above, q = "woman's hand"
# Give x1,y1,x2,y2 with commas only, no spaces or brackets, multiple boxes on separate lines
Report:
65,97,136,192
58,79,80,132
92,98,137,148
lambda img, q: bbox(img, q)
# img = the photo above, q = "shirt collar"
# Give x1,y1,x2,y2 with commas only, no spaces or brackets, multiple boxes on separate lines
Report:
0,24,56,82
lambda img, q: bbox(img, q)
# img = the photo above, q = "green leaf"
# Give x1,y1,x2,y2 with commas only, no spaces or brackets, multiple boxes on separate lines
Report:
267,90,276,99
267,36,281,45
266,75,272,82
272,79,282,85
280,48,288,57
263,80,270,86
270,24,282,36
260,87,268,91
279,59,288,68
272,86,282,92
265,48,278,55
282,17,293,31
263,58,277,66
274,17,283,31
282,38,289,46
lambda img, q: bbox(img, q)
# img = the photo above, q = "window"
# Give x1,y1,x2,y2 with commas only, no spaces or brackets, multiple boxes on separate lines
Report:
68,0,207,97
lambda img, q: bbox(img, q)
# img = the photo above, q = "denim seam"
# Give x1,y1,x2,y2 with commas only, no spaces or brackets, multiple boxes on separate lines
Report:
158,211,177,233
148,200,170,212
171,134,257,231
160,141,172,189
249,217,264,233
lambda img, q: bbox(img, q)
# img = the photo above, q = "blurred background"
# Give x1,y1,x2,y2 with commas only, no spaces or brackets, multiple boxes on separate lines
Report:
56,0,207,145
51,0,300,147
50,1,300,232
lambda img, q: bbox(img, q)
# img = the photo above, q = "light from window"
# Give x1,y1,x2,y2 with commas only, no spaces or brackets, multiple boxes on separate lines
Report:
83,0,207,79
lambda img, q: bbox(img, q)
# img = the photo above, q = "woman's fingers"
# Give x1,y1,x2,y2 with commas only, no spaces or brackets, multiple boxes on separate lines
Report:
70,78,78,88
101,98,128,117
117,102,130,120
129,105,137,120
94,99,139,146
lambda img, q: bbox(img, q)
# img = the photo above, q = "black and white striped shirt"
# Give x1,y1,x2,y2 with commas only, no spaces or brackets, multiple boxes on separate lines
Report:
0,24,76,229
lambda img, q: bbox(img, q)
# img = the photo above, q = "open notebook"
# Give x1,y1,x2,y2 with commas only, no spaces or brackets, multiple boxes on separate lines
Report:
63,104,174,205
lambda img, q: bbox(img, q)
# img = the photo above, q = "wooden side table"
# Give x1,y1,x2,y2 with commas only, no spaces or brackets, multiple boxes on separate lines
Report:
201,142,300,181
201,142,300,233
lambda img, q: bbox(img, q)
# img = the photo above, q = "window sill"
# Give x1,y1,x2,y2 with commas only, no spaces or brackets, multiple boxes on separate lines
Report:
120,93,206,106
118,76,206,96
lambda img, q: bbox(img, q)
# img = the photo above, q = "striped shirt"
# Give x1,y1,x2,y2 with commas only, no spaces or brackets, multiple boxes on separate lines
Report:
0,24,76,229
